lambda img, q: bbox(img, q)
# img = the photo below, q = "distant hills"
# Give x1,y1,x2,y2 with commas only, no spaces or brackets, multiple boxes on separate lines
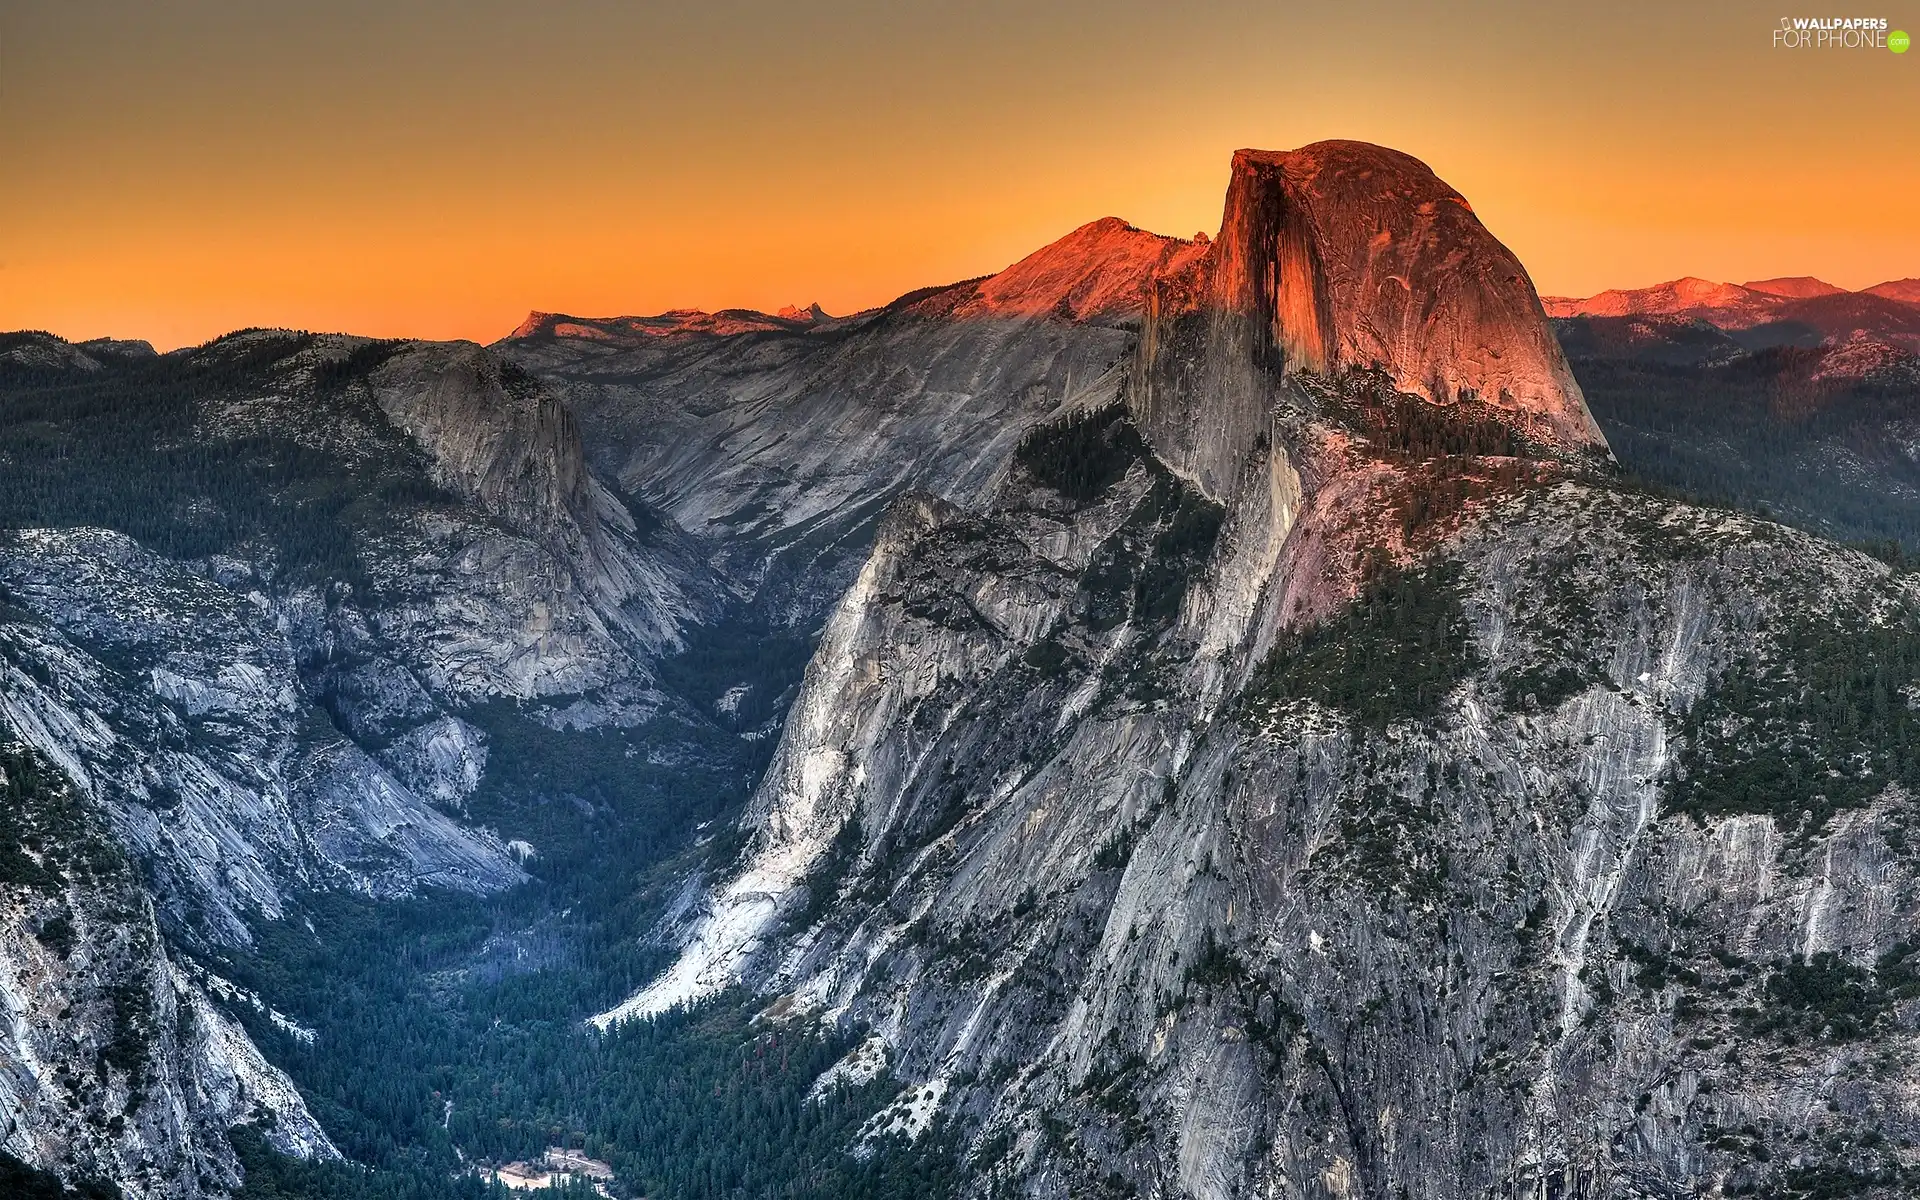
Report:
1548,271,1920,556
1543,274,1920,354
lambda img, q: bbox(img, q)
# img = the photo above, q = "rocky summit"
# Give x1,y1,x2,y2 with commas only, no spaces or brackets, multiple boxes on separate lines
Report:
6,141,1920,1200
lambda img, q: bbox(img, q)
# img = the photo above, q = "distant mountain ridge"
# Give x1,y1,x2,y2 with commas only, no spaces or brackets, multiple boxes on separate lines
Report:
1544,274,1920,320
11,138,1920,1200
587,141,1920,1200
505,216,1205,351
1741,275,1848,299
1543,274,1920,352
1548,265,1920,557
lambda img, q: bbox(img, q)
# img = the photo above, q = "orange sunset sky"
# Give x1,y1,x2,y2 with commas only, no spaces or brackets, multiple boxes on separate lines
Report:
4,0,1917,351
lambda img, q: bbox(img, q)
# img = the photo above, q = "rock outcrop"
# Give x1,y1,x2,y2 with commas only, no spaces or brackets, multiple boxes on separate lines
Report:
0,328,732,1195
1,734,335,1199
498,218,1185,624
1131,142,1604,502
612,143,1920,1199
366,340,717,667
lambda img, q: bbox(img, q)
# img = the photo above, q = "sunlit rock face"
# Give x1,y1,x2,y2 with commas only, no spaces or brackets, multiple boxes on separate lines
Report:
1545,277,1785,325
611,136,1612,1024
1133,141,1604,503
920,216,1209,324
613,144,1920,1199
499,218,1207,627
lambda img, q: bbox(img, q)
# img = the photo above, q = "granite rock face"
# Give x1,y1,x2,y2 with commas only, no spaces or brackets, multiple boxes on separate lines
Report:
11,137,1920,1199
1,735,336,1200
498,221,1203,626
1132,142,1605,502
631,445,1920,1199
0,528,529,944
620,144,1920,1198
0,331,731,949
366,341,711,664
0,329,729,1193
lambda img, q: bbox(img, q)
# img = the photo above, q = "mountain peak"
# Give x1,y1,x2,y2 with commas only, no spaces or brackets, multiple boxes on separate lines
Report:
508,310,561,339
504,307,815,345
1742,275,1847,299
917,216,1208,324
1868,278,1920,304
1542,278,1780,326
1131,139,1603,498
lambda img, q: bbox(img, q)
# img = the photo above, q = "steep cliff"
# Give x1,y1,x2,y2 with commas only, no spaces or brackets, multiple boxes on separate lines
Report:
499,219,1203,625
1,734,334,1199
1131,142,1603,502
0,329,738,1195
0,527,527,945
0,330,735,944
618,143,1920,1199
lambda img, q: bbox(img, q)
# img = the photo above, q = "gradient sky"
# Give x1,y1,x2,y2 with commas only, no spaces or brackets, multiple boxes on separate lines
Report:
5,0,1917,350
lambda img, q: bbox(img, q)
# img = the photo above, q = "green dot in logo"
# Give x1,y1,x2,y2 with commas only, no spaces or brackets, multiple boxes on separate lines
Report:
1893,29,1912,52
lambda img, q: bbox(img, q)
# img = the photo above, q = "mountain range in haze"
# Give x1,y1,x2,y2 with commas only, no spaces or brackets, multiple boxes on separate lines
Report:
504,266,1920,382
513,274,1920,358
1543,273,1920,351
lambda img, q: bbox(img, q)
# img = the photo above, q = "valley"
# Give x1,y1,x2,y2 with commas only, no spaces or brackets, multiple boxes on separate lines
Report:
5,139,1920,1200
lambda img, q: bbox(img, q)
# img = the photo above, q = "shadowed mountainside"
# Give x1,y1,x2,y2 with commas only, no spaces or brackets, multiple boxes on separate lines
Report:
10,138,1920,1200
